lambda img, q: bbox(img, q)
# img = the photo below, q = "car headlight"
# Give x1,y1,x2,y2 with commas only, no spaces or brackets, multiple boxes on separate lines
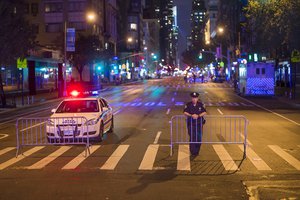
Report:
47,120,55,126
85,118,98,126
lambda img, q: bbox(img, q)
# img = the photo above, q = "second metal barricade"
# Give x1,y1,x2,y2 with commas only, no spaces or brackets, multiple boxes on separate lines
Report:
170,115,249,158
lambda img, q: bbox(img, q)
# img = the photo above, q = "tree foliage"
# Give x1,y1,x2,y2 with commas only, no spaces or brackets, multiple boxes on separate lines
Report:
70,35,102,82
0,0,36,106
244,0,300,56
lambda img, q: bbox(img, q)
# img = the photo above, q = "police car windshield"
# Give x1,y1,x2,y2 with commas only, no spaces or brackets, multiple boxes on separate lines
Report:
56,100,99,113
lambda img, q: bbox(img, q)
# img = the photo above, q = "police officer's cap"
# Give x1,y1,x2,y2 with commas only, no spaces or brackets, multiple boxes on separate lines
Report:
190,92,199,98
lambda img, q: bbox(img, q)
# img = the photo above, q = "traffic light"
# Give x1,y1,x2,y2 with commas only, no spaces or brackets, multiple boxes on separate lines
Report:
198,52,203,60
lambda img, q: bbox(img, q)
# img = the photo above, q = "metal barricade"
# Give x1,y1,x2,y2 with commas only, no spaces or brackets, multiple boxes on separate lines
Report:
170,115,249,158
16,116,90,157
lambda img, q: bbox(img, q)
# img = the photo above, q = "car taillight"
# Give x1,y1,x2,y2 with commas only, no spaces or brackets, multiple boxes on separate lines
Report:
70,90,80,97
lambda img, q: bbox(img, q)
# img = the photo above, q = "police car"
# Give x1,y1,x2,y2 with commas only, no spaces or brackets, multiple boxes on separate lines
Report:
46,96,113,142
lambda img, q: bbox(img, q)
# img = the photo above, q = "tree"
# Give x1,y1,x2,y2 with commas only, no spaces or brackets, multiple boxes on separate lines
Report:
70,35,102,82
0,0,36,107
244,0,300,56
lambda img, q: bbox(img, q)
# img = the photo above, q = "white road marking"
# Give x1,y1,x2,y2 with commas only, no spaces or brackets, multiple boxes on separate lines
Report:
100,145,129,170
0,147,15,156
217,109,224,115
20,122,45,132
240,134,253,146
238,145,271,171
153,131,162,144
138,144,159,170
0,134,9,140
62,145,101,170
0,146,45,170
213,145,238,171
269,145,300,170
113,109,122,115
171,98,175,102
238,96,300,126
177,145,190,171
26,146,71,169
166,108,171,115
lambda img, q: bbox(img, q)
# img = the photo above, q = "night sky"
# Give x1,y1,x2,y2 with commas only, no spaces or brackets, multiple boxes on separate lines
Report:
174,0,193,65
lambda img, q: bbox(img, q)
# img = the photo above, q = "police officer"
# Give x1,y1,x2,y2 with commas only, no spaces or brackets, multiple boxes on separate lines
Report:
183,92,207,156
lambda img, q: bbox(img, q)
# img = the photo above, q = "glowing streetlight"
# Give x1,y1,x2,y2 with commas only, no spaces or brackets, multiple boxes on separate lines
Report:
127,37,133,43
86,12,96,22
218,27,224,34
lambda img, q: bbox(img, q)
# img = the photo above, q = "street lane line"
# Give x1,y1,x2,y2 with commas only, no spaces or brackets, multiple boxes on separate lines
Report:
154,131,162,144
20,122,45,132
0,134,9,140
268,145,300,170
113,109,122,115
62,145,101,170
166,108,171,115
26,146,71,169
238,96,300,126
217,109,224,115
0,147,15,156
138,144,159,170
240,134,253,146
100,145,129,170
238,145,271,171
213,145,238,171
0,146,45,170
177,145,190,171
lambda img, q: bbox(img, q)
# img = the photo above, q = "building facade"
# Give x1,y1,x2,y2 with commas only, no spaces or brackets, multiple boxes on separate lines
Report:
190,0,207,50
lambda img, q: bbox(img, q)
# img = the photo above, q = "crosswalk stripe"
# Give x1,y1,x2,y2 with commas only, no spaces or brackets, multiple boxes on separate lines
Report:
26,146,71,169
213,145,238,171
177,145,190,171
62,145,101,170
238,145,271,170
240,134,253,146
0,147,15,156
0,146,45,170
100,145,129,170
269,145,300,170
139,144,159,170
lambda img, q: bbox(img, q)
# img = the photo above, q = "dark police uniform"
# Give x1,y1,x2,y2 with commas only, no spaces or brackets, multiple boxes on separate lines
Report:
183,92,206,155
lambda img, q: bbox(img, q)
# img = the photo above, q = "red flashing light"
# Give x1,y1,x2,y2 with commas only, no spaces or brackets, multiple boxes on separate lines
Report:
70,90,80,97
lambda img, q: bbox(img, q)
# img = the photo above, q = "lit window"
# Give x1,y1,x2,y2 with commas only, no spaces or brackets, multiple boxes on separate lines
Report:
130,23,137,30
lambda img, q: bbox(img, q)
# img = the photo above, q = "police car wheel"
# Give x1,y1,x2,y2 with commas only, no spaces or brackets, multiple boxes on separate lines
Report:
108,117,114,133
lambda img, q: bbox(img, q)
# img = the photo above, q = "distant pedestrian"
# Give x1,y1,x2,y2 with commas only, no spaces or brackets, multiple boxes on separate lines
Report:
193,73,196,84
183,92,207,156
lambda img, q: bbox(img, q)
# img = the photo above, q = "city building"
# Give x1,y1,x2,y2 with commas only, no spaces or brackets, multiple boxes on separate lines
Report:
116,0,144,80
190,0,207,50
22,0,118,95
143,6,160,75
159,0,178,68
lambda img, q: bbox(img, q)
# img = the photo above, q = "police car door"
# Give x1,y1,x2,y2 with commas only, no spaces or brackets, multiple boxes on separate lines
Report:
100,99,111,131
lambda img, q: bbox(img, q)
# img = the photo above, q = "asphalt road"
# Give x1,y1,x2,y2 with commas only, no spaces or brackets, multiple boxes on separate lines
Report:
0,77,299,200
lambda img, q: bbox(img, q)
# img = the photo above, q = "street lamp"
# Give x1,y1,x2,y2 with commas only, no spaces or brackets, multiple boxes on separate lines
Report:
127,37,133,43
86,12,96,22
218,27,224,34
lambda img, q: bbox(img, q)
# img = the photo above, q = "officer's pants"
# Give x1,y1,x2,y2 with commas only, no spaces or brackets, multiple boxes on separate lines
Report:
187,124,202,155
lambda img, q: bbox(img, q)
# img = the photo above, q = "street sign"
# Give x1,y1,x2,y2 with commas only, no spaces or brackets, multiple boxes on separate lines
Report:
17,58,27,68
291,49,300,63
66,28,75,52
